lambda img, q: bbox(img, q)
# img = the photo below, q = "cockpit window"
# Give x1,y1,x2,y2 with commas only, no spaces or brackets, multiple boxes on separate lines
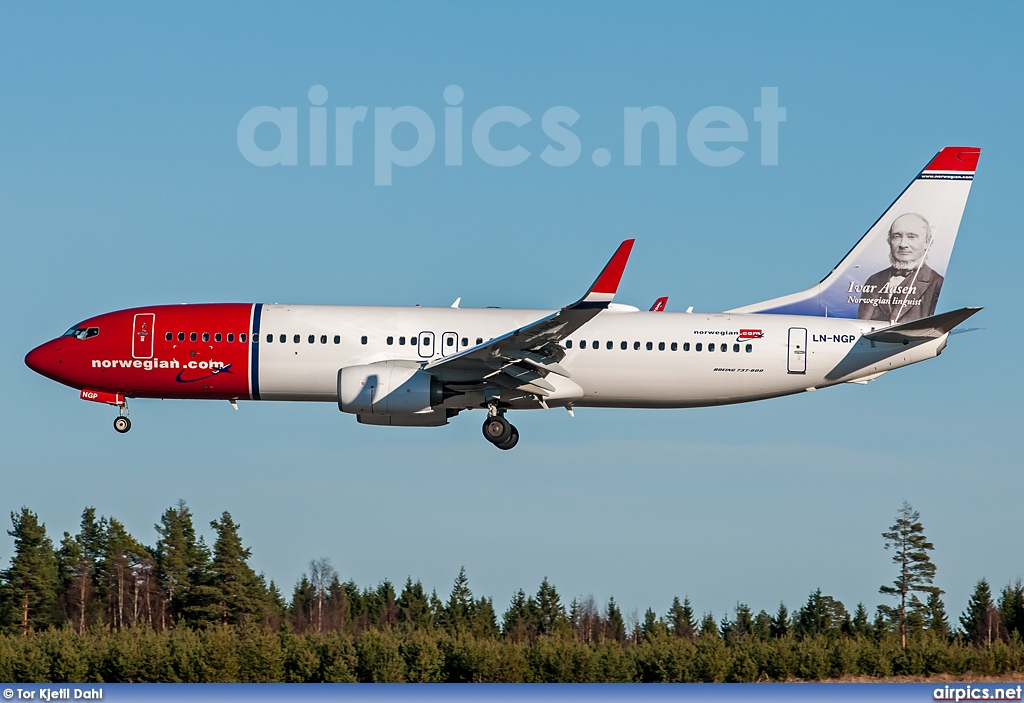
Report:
62,327,100,340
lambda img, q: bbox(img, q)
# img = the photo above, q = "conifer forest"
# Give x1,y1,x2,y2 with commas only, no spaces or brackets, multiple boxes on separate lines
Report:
1,501,1022,682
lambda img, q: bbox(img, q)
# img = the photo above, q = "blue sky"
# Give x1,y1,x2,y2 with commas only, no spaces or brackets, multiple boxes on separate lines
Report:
2,2,1022,626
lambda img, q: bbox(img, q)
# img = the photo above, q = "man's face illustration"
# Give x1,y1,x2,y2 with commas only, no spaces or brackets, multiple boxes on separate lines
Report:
888,214,929,266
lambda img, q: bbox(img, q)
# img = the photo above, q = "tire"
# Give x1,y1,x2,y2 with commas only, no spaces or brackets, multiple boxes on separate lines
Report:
482,415,512,444
113,417,131,433
495,427,519,450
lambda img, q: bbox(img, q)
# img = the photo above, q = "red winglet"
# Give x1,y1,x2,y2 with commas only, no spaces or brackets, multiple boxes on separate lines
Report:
588,239,635,296
650,296,668,312
924,146,981,172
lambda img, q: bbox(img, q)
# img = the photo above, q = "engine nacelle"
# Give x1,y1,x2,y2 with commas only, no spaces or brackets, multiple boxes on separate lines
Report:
338,363,444,416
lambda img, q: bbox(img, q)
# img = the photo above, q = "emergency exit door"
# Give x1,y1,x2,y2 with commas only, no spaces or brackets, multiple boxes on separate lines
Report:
787,327,807,374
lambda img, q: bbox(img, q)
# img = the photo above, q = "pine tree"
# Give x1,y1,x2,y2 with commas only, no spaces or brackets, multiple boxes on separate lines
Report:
795,589,848,638
263,579,287,629
605,597,626,643
373,580,398,630
0,508,60,634
879,500,939,648
501,588,530,639
770,602,789,638
752,610,772,641
154,501,205,628
103,517,151,631
206,512,265,625
397,578,433,630
699,611,719,639
851,602,871,637
532,577,566,636
926,591,951,638
443,566,473,635
668,596,696,639
998,579,1024,641
471,596,499,638
722,602,753,641
57,531,90,633
961,579,1000,647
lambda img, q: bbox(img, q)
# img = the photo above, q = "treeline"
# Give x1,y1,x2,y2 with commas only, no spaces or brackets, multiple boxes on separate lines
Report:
0,504,1023,682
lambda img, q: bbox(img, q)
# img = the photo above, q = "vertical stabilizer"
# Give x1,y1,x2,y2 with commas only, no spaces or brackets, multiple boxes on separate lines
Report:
729,147,980,322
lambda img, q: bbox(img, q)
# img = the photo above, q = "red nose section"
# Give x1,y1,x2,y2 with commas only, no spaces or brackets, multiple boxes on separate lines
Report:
25,340,65,383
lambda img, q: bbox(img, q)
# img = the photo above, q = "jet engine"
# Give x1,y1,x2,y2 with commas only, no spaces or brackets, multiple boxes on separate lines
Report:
338,362,444,416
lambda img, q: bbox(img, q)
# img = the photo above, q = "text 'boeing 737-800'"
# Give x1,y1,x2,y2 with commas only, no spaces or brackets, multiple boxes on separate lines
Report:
26,147,982,449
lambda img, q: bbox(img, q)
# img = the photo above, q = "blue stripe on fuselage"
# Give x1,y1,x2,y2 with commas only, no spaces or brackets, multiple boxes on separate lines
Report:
250,303,262,400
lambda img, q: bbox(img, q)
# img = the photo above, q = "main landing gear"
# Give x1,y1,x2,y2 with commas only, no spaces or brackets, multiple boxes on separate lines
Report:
113,400,131,434
482,407,519,450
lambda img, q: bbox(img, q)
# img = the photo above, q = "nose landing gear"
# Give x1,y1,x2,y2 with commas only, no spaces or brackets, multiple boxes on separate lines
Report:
482,407,519,450
113,399,131,434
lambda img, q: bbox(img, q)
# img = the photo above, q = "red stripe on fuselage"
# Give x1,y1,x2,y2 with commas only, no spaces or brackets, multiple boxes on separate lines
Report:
42,304,254,400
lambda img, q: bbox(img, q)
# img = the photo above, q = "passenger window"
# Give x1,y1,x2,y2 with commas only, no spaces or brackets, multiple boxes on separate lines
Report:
293,335,300,344
633,341,640,350
646,342,653,350
462,337,468,346
321,335,327,344
308,335,314,344
447,337,454,347
620,341,627,350
215,333,222,342
658,342,665,351
178,332,185,342
696,343,702,351
279,334,286,343
721,343,728,352
745,344,752,353
190,332,197,342
580,340,587,349
165,332,172,341
708,344,715,352
606,341,613,350
566,340,573,349
671,342,678,351
399,336,406,345
387,336,394,345
683,342,690,351
266,334,273,343
227,333,234,342
361,336,368,345
240,333,247,343
476,338,483,345
733,343,740,352
202,333,210,342
334,335,341,344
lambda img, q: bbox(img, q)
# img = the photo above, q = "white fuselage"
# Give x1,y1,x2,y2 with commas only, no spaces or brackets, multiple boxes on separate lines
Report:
254,304,946,409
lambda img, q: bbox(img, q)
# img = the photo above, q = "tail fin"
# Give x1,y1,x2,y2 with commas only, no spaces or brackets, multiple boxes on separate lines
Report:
649,296,668,312
729,147,980,323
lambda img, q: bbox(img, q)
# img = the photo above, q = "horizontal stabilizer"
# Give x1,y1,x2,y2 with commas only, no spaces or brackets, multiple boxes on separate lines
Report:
862,307,982,344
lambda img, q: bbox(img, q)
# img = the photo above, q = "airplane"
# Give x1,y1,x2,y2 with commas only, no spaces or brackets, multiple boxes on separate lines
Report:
25,147,981,450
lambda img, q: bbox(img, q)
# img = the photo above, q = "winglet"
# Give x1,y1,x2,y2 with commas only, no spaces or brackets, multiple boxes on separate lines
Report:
581,239,634,305
650,296,668,312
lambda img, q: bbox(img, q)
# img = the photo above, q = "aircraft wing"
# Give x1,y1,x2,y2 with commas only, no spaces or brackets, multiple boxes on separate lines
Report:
423,240,634,397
